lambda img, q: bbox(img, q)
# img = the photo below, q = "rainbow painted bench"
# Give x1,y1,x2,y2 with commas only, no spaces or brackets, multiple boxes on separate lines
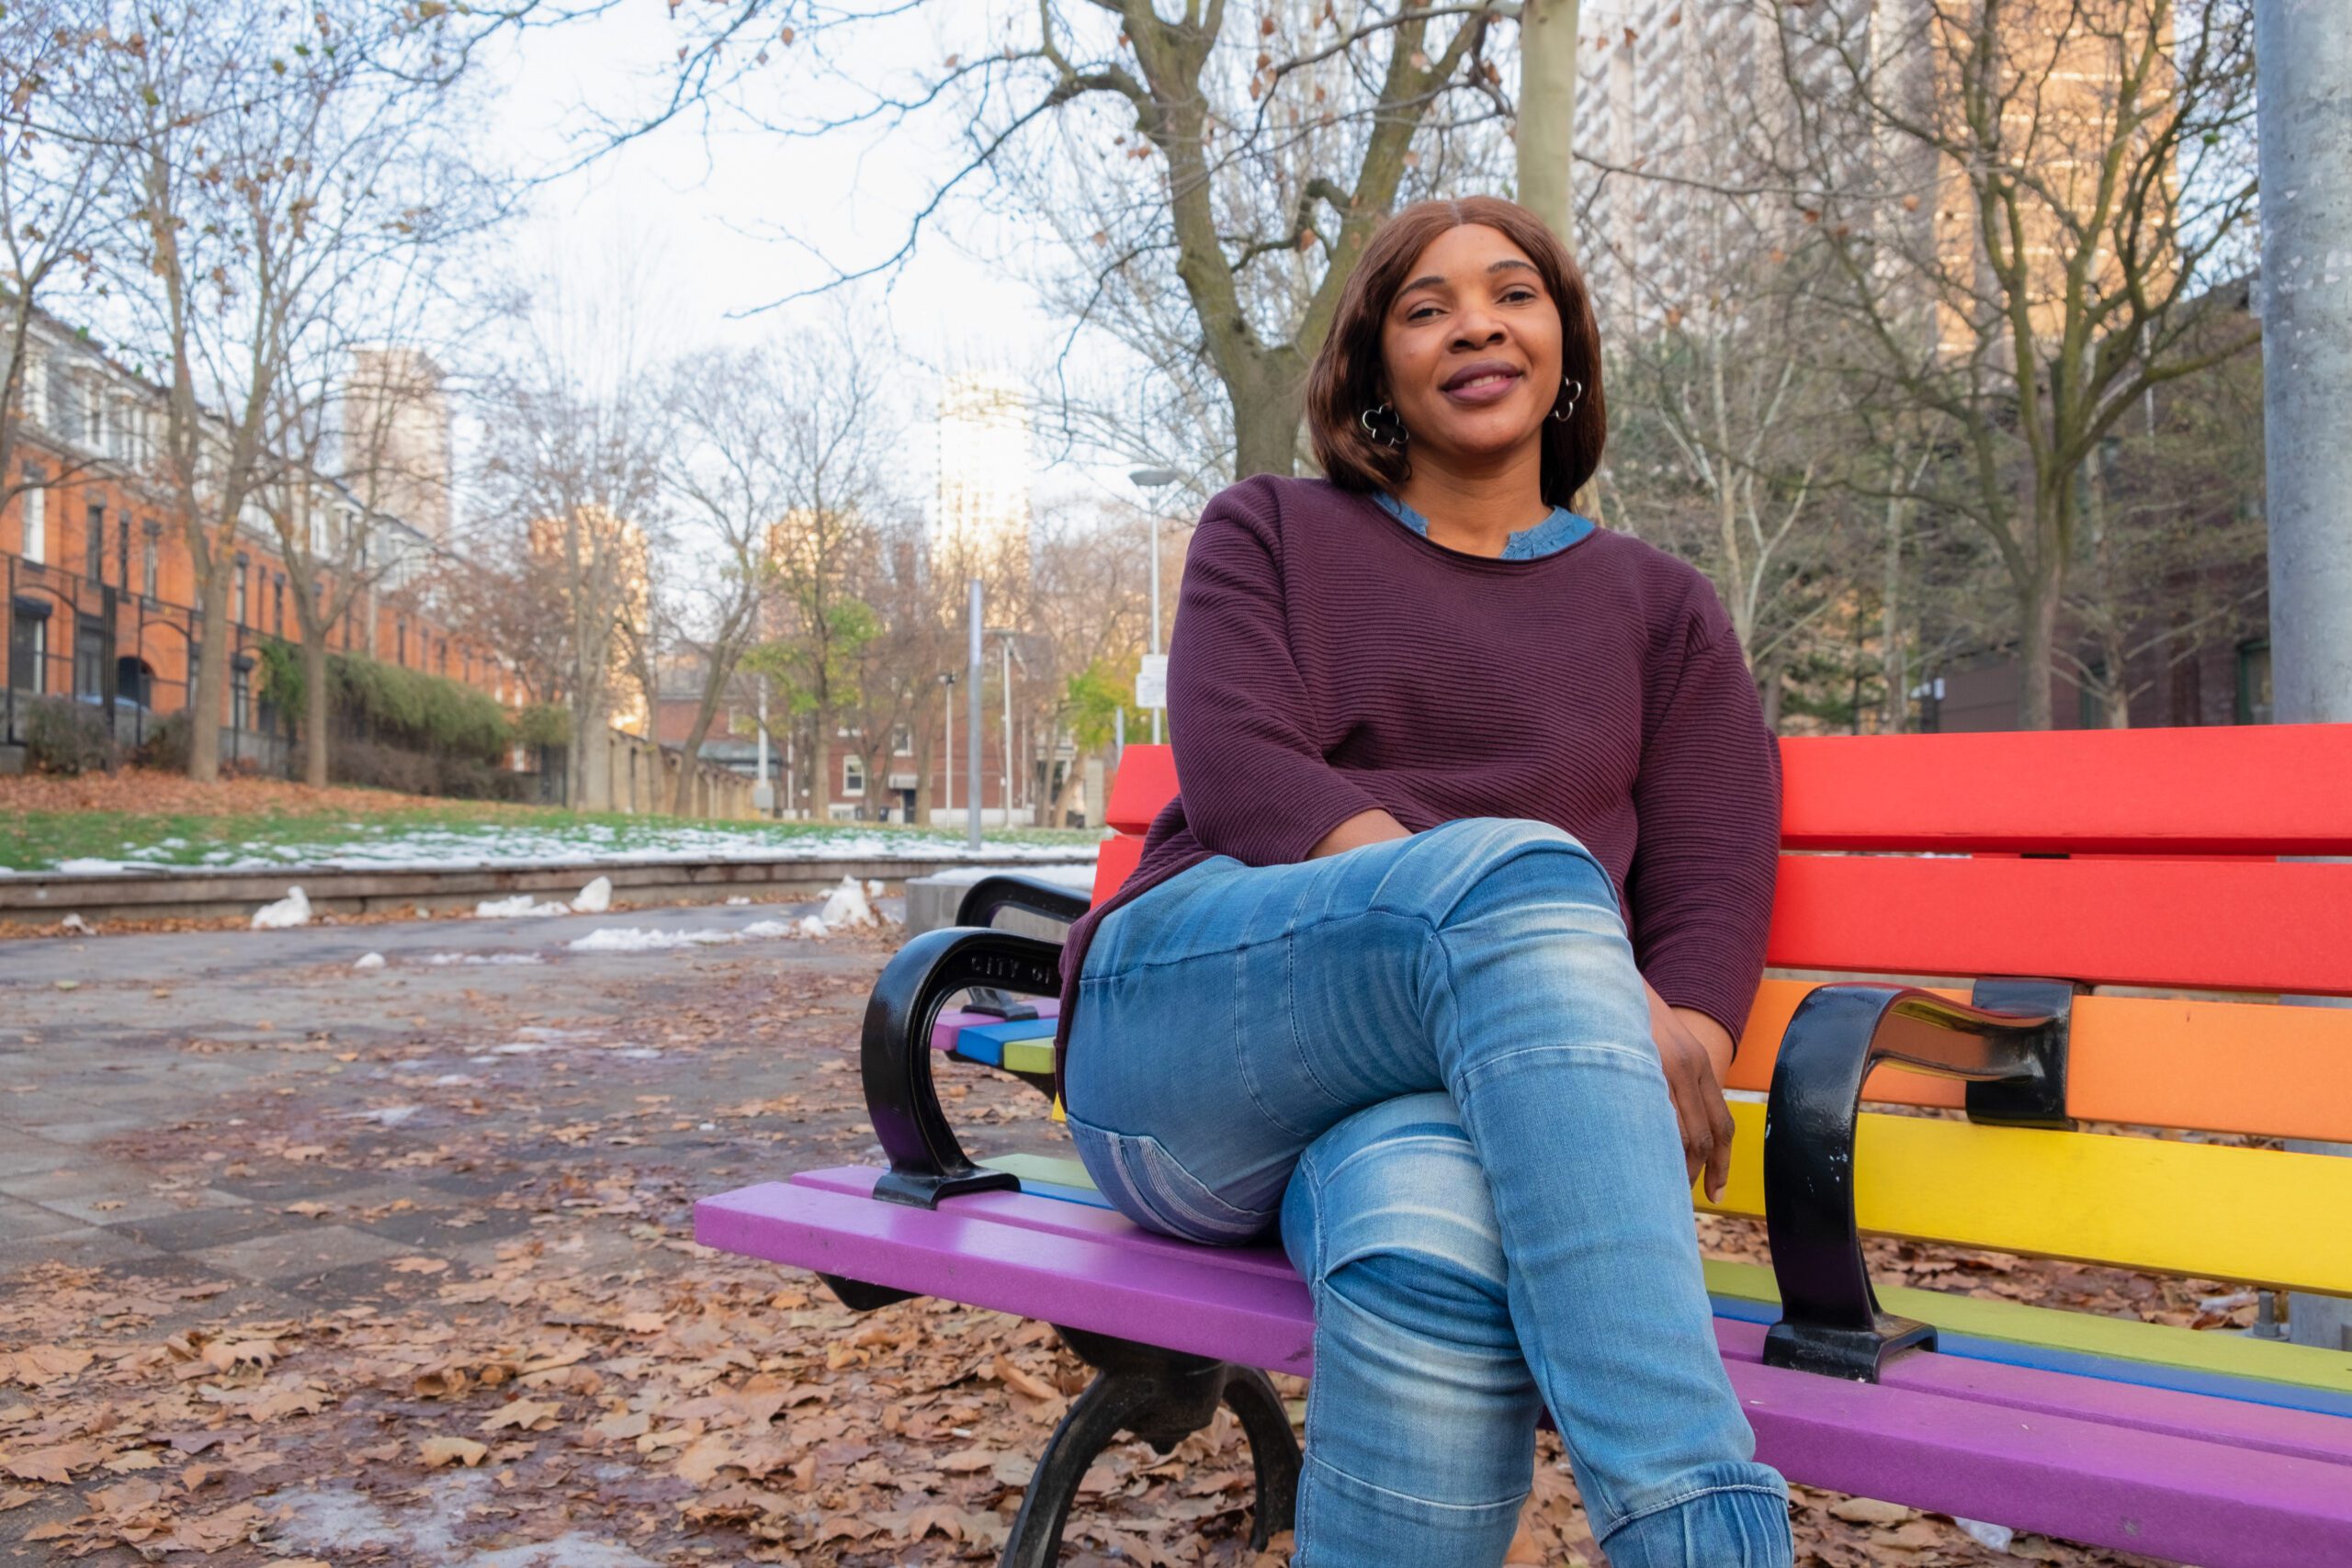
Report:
697,728,2352,1567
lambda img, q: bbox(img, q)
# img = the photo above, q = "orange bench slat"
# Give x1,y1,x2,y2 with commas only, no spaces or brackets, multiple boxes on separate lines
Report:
1729,981,2352,1144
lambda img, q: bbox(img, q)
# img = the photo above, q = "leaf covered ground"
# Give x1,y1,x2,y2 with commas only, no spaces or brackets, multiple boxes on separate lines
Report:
0,910,2202,1565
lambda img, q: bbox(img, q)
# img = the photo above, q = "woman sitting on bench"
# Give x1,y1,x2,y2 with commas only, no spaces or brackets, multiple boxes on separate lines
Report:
1053,196,1794,1567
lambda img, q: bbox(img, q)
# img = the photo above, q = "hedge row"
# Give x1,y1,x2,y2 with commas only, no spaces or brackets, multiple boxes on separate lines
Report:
256,643,570,761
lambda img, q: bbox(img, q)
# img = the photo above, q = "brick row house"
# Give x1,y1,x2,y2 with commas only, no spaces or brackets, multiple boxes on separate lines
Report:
1,312,511,771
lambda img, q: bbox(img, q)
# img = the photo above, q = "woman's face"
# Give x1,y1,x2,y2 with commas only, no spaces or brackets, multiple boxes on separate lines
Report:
1378,222,1565,469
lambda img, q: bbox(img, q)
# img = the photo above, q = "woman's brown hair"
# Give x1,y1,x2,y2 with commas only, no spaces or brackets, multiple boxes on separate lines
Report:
1305,197,1605,509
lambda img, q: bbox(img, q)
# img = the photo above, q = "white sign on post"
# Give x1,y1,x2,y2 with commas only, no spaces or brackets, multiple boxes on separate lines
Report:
1136,654,1169,710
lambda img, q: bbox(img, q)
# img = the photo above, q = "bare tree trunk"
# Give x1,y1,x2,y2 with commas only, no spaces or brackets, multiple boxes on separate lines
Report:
1230,370,1304,481
1757,649,1788,735
670,674,731,817
2018,572,2061,732
1516,0,1582,246
187,547,232,779
302,635,331,787
1880,485,1907,734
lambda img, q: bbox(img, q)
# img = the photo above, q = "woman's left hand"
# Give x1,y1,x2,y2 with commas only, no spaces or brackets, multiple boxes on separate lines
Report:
1643,981,1736,1204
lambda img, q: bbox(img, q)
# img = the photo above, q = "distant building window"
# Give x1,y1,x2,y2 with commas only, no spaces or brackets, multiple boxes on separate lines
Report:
118,516,132,589
20,472,44,563
233,555,249,624
231,658,252,732
843,755,866,795
141,524,159,600
2235,639,2272,726
273,573,285,635
85,503,104,583
7,596,49,694
892,723,912,755
396,618,408,664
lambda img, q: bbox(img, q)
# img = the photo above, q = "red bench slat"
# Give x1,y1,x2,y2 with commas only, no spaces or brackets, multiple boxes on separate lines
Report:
1779,726,2352,855
1103,728,2352,857
1104,746,1179,835
1770,853,2352,996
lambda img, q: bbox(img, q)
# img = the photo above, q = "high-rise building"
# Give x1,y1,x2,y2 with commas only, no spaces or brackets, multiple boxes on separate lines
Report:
1571,0,2155,350
933,372,1033,581
342,346,452,540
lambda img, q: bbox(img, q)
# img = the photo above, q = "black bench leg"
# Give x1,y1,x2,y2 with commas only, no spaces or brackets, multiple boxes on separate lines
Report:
999,1328,1302,1567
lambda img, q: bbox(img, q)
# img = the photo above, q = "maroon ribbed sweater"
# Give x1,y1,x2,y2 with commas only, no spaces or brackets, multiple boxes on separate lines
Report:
1054,474,1781,1078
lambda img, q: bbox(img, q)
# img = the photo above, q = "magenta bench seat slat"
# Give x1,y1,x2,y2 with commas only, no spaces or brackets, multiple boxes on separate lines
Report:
696,1175,2352,1568
782,1166,2352,1470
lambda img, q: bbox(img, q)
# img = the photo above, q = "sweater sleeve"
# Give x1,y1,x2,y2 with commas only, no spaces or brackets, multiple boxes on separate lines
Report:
1166,481,1385,865
1627,582,1782,1047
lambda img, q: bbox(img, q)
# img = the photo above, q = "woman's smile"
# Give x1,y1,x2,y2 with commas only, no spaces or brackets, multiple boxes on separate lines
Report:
1441,358,1525,405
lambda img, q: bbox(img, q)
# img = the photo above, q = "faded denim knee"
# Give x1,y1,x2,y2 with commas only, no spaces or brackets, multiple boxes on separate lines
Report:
1282,1094,1542,1544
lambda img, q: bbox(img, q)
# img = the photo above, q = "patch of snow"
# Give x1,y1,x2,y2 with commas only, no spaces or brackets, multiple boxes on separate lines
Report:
432,1074,481,1087
797,915,829,938
491,1043,549,1055
54,858,130,875
736,919,797,938
58,913,94,934
353,952,386,970
724,896,751,906
474,894,571,918
817,874,879,929
335,1105,422,1126
1954,1518,2015,1552
566,926,739,953
251,886,312,930
422,952,544,966
612,1048,662,1060
572,874,613,913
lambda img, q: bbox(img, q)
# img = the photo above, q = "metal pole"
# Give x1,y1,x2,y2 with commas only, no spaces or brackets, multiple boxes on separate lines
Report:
967,580,983,850
2258,0,2352,1353
1114,704,1125,770
944,675,954,817
753,674,773,816
1001,636,1014,829
1149,511,1163,745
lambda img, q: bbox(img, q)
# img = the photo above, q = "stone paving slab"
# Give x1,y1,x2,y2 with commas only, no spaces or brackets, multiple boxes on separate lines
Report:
185,1222,421,1284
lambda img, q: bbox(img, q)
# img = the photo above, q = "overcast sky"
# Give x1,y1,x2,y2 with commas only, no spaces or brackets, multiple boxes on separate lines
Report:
475,2,1133,514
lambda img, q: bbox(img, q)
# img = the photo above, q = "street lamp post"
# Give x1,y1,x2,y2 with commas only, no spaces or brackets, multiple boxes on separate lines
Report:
1128,468,1183,743
986,626,1022,829
967,581,984,850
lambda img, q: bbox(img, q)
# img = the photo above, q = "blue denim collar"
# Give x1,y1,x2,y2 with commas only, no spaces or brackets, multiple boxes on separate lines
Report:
1374,491,1596,559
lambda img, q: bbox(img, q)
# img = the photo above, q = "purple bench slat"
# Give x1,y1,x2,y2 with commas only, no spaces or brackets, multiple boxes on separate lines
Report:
696,1178,1316,1374
785,1166,2352,1470
794,1165,1300,1280
696,1178,2352,1568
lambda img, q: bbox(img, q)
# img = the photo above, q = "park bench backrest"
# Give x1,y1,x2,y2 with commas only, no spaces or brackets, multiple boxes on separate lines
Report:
1095,728,2352,1302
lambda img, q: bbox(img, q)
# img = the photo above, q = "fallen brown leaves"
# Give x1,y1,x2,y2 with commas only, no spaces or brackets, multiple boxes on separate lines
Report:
0,942,2192,1566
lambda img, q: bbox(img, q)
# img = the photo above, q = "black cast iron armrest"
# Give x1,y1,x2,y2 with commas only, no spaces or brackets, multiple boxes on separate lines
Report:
1762,978,2079,1382
863,924,1067,1211
956,873,1092,929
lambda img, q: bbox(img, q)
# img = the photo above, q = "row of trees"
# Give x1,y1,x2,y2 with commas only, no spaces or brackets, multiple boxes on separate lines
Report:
629,0,2267,734
2,0,506,783
437,318,1160,821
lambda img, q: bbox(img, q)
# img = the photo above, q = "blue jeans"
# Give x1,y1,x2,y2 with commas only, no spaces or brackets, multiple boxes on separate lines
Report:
1063,819,1792,1567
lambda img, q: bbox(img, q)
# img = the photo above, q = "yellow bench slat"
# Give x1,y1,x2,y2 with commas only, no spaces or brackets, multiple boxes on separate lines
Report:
1700,1099,2352,1295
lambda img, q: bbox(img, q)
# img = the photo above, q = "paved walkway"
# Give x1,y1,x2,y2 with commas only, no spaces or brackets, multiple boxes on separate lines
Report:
0,900,960,1564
